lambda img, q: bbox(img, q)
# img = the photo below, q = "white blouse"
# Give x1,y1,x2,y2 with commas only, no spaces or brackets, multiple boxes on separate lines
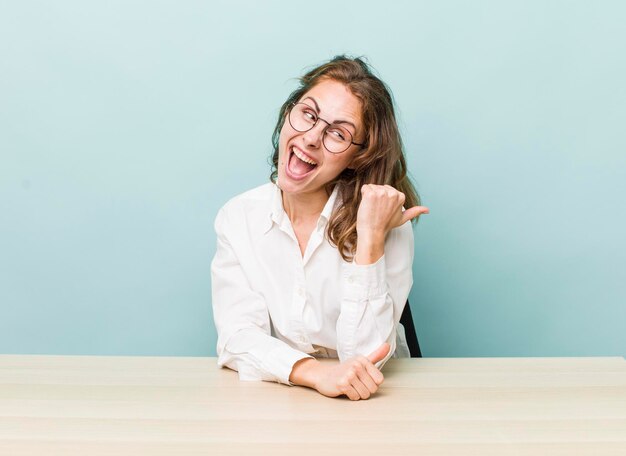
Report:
211,182,414,385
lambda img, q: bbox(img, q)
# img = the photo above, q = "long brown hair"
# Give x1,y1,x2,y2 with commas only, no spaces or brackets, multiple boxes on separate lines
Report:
270,55,420,261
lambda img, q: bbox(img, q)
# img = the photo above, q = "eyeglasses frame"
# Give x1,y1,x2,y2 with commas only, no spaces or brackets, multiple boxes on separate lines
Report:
287,101,367,154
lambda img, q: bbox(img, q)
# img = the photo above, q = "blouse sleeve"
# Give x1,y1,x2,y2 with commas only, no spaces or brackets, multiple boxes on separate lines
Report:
335,221,414,369
211,207,313,385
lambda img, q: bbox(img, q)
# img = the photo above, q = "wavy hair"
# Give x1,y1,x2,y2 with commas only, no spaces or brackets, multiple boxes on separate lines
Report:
270,55,420,261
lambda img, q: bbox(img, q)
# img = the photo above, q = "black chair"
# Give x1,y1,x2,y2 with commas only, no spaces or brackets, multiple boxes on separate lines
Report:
399,300,422,358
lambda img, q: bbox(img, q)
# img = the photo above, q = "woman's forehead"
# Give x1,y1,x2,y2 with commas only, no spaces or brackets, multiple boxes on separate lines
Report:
300,80,363,129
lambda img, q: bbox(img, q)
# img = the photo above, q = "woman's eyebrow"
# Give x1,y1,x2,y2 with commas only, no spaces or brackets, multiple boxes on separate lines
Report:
302,96,357,130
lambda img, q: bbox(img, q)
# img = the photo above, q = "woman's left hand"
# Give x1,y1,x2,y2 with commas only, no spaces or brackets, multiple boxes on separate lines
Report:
354,184,429,265
356,184,429,239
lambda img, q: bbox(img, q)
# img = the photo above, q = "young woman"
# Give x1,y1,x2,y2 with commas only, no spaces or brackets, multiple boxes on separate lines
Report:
211,55,429,401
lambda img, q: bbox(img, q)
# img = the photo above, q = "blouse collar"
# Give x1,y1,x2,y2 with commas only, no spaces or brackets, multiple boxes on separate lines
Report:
264,182,341,234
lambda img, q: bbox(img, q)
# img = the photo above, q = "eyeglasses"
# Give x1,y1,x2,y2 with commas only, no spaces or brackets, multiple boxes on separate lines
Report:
288,102,366,154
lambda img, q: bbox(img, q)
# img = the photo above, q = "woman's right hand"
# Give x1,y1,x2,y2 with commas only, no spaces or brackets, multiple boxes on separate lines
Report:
313,343,390,400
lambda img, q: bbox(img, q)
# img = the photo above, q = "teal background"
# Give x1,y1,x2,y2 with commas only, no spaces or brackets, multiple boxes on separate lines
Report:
1,1,624,357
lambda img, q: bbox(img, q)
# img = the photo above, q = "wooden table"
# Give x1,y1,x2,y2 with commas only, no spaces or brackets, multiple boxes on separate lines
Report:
1,355,625,455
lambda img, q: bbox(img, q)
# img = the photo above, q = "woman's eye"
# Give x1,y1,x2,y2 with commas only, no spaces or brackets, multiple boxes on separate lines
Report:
330,129,346,141
304,110,317,121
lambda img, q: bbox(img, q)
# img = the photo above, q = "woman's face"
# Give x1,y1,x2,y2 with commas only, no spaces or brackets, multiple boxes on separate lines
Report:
277,78,365,197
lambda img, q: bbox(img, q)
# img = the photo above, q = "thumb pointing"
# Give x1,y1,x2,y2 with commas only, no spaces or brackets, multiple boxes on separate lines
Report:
367,342,391,364
401,206,430,225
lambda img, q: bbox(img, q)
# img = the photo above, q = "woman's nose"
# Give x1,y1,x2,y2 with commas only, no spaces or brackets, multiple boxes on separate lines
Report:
302,120,327,148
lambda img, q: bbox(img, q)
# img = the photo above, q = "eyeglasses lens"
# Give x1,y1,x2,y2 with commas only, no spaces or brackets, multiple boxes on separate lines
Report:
289,103,353,153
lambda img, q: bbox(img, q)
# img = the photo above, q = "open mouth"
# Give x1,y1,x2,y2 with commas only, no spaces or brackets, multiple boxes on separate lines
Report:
287,146,318,179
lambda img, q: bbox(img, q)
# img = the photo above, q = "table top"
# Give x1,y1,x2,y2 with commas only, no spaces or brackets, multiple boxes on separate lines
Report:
1,355,625,455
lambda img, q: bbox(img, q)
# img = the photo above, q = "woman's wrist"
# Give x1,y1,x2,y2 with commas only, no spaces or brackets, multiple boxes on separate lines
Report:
289,357,323,389
355,230,385,265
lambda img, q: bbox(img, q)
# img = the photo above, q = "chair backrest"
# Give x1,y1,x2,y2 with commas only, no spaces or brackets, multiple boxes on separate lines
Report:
399,301,422,358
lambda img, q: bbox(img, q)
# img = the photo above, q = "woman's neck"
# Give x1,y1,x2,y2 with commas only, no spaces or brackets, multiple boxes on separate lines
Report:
281,187,330,224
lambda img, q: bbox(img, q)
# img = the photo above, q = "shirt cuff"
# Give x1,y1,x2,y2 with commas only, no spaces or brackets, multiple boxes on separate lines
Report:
341,254,387,300
262,344,314,386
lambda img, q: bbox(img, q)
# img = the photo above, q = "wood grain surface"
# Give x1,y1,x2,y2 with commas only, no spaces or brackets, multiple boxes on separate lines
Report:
1,355,625,455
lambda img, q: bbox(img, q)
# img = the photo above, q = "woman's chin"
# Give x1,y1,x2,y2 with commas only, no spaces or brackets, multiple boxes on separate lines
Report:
276,175,302,194
278,167,309,191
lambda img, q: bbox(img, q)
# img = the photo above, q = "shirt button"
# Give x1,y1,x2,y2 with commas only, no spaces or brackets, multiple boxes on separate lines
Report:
298,288,305,297
347,276,355,284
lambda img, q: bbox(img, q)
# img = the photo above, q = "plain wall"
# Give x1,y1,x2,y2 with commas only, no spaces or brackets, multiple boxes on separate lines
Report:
1,0,624,357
